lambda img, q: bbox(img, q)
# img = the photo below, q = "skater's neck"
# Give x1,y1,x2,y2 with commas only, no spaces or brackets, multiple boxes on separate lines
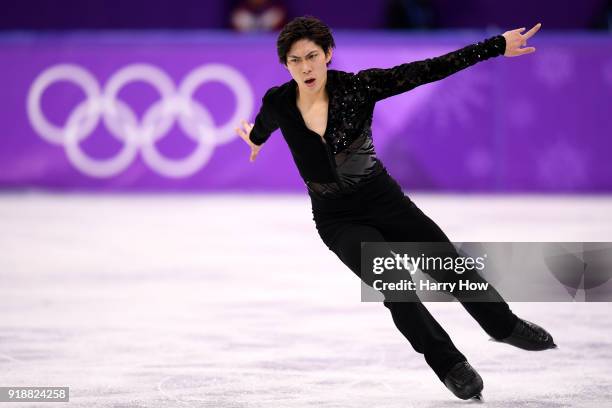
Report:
296,77,328,107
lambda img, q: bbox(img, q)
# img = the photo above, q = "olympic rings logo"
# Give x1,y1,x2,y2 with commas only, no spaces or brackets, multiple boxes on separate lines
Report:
27,63,254,178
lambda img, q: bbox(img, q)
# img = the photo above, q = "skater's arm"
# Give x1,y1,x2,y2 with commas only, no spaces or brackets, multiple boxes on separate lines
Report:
354,23,541,102
249,87,280,146
354,35,505,102
235,87,280,162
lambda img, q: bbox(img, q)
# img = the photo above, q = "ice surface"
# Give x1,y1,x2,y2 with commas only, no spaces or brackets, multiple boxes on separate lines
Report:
1,193,611,407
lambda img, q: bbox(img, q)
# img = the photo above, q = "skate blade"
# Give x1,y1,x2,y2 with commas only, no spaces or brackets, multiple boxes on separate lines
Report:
489,337,560,351
470,392,484,402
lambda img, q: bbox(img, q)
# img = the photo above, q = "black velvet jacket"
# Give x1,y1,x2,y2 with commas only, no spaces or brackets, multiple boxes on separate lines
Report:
249,34,506,199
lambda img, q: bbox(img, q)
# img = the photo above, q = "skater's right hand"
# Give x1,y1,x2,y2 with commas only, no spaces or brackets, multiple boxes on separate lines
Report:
235,119,263,163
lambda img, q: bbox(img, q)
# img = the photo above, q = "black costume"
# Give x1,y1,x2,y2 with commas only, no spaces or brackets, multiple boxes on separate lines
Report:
249,34,519,381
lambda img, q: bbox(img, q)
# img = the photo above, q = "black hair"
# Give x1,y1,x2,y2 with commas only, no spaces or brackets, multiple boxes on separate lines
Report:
276,16,335,66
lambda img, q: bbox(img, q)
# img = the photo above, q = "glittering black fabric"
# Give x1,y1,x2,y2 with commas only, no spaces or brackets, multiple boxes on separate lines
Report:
249,34,506,199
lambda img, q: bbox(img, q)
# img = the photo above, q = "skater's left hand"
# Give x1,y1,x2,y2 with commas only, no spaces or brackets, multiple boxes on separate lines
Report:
502,23,541,57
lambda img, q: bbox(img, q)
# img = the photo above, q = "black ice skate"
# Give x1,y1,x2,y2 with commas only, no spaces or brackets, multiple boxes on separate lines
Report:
495,318,557,351
443,361,484,401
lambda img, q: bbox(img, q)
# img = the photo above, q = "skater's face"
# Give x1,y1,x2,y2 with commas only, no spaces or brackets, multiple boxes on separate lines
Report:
285,38,332,95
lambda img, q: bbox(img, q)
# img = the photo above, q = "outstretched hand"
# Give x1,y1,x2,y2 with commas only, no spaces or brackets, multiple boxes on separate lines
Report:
502,23,541,57
235,119,262,162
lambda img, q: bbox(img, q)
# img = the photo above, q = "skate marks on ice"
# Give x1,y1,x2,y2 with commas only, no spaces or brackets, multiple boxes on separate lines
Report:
1,194,612,407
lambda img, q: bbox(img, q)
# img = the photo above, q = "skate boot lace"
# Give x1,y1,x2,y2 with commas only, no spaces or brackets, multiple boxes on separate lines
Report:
517,320,549,343
451,362,475,384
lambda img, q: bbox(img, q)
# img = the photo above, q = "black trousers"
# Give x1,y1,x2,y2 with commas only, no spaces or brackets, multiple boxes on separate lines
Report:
310,169,518,382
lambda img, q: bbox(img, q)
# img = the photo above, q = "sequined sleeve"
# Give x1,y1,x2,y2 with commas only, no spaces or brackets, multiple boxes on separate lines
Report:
355,35,506,102
249,87,280,146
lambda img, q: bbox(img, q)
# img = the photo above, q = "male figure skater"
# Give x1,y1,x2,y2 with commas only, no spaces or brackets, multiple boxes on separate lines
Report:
235,16,554,401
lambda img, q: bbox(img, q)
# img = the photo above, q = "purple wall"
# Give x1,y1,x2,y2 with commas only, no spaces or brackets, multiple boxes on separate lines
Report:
1,31,611,193
3,0,230,29
2,0,608,30
430,0,608,29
